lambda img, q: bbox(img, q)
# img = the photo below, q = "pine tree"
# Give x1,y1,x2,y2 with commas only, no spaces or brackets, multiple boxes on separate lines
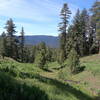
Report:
19,27,25,62
5,18,17,58
68,48,80,74
90,1,100,53
80,8,90,56
88,16,96,54
58,3,71,63
46,47,53,62
13,37,19,60
71,9,82,55
0,32,7,58
70,9,89,56
35,42,47,68
65,25,75,56
58,49,65,64
29,46,37,63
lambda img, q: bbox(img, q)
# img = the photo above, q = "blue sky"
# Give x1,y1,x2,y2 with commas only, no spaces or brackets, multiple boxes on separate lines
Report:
0,0,97,36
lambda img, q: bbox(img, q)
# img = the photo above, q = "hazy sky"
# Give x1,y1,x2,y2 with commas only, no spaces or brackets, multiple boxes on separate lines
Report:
0,0,97,36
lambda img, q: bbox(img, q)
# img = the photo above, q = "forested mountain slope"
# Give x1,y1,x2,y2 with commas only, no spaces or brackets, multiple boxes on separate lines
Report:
25,35,59,47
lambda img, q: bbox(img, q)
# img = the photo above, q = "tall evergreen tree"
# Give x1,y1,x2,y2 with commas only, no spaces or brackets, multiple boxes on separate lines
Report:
90,1,100,53
0,32,7,58
70,9,89,56
71,9,82,55
19,27,25,62
88,16,96,54
5,18,17,58
66,25,77,55
35,42,47,68
80,8,90,56
58,3,71,63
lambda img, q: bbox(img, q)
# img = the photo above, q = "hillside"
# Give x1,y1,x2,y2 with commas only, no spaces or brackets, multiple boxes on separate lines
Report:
25,35,59,47
0,1,99,100
0,54,100,100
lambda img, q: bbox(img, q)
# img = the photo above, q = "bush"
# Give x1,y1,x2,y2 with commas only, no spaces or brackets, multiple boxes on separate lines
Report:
35,50,46,69
68,48,80,74
0,62,19,77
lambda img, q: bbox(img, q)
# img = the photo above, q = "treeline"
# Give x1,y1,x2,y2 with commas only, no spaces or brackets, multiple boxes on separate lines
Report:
0,22,56,62
0,1,100,73
0,20,57,65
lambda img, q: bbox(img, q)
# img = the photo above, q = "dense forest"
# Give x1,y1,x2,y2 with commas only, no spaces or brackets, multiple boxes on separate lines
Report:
0,0,100,100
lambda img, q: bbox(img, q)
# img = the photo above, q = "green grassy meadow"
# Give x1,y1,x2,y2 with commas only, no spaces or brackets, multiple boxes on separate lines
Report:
0,54,100,100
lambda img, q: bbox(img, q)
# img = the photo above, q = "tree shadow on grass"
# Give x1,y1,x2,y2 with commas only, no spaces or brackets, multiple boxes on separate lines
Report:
42,68,53,72
34,75,94,100
52,64,66,70
0,72,49,100
75,66,86,74
94,96,100,100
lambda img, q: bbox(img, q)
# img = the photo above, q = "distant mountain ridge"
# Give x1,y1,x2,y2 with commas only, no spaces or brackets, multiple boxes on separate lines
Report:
25,35,59,47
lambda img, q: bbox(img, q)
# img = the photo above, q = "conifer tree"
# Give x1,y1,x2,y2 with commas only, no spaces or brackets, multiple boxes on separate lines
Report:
80,8,89,56
58,3,71,63
0,32,7,58
19,27,25,62
68,48,80,74
71,9,89,56
46,47,53,62
66,25,76,56
71,9,82,55
35,42,47,68
5,18,17,58
88,16,96,54
90,1,100,53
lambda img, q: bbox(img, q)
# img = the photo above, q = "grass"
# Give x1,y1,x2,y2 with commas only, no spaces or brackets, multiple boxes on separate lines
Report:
0,54,100,100
81,54,100,76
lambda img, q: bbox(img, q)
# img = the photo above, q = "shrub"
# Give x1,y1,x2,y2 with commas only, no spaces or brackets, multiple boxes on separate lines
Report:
68,48,80,74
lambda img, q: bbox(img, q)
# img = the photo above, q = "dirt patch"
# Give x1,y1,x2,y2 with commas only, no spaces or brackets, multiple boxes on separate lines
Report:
83,71,100,95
